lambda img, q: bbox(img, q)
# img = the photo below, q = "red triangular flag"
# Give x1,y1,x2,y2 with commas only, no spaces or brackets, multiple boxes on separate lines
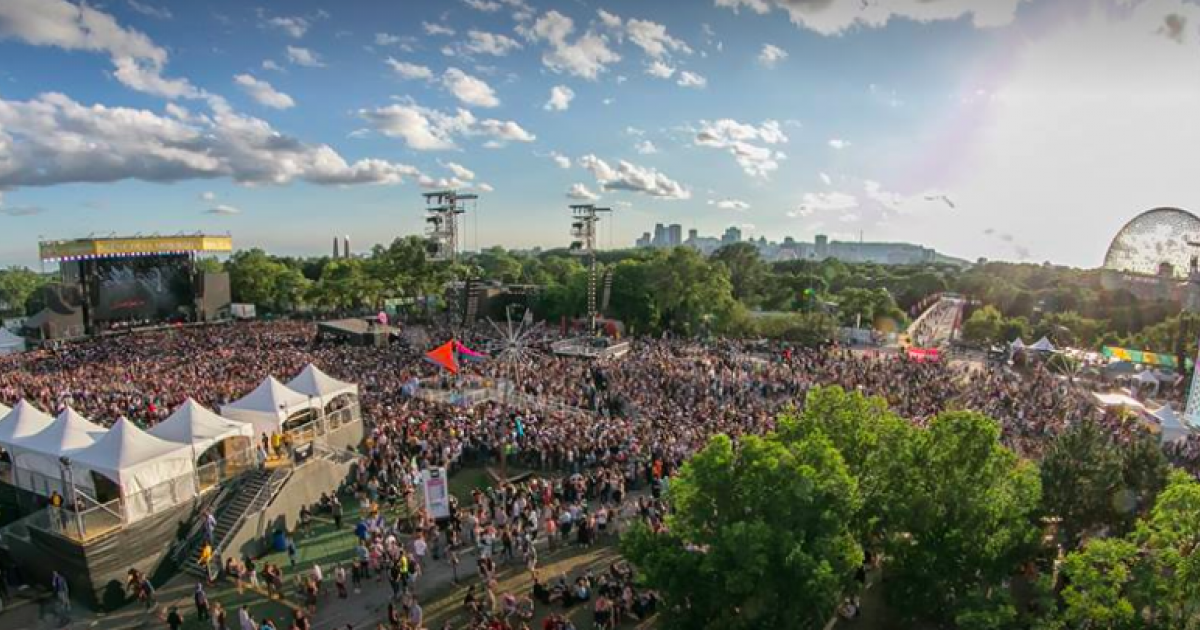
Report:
425,341,459,374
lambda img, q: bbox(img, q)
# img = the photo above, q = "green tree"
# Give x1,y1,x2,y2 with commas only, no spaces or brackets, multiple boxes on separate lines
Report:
622,431,863,630
962,305,1005,345
1040,418,1124,547
712,242,769,307
884,412,1043,623
1059,537,1143,630
0,266,49,316
645,247,740,335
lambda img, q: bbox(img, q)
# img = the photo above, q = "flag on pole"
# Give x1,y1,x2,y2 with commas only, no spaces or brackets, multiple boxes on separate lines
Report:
425,341,459,374
453,340,488,362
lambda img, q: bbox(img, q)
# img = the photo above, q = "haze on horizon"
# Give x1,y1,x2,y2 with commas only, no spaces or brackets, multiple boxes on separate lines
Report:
0,0,1197,269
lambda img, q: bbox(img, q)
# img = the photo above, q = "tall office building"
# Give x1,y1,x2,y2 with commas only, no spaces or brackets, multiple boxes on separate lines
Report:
721,226,742,244
652,223,667,247
687,228,699,243
668,224,683,247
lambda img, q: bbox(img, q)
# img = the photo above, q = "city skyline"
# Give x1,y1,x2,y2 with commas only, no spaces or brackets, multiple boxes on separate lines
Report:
1,0,1198,268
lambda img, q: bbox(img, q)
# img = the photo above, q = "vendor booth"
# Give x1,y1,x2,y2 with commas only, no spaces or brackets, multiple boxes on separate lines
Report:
287,364,359,409
1151,405,1194,444
220,376,316,440
0,328,26,356
9,407,107,497
70,418,199,523
149,399,255,489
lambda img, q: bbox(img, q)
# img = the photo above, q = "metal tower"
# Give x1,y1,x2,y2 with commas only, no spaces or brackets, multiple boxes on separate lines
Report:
423,190,477,262
569,204,612,330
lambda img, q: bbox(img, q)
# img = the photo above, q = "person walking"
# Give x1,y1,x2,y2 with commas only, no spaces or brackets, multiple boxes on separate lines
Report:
51,570,70,621
194,582,210,621
167,606,183,630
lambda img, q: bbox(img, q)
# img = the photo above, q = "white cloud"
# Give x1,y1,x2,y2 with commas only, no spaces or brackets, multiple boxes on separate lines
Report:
758,43,787,67
598,9,623,30
550,152,572,169
544,85,575,111
645,60,676,79
200,191,216,202
262,59,284,72
234,74,295,109
828,138,850,150
819,172,832,186
462,30,522,56
286,46,324,67
694,119,789,179
526,10,620,80
386,58,433,80
567,183,600,201
579,155,690,200
423,22,455,37
266,16,309,38
626,18,692,58
714,0,1028,36
0,0,199,99
360,102,534,150
474,182,495,193
463,0,503,12
710,198,750,211
375,32,402,46
442,68,500,108
127,0,171,20
677,71,707,88
0,92,424,190
634,140,658,155
788,191,859,218
445,162,476,181
206,204,241,215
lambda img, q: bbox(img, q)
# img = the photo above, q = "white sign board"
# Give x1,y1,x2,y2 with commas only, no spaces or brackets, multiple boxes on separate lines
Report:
231,303,257,320
421,467,451,520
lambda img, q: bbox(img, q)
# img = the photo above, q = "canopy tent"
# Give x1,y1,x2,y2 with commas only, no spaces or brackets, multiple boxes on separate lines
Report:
1102,346,1192,371
0,400,54,453
220,377,314,439
1091,392,1147,413
1134,370,1160,386
1152,405,1194,444
0,328,25,356
286,364,359,407
1029,337,1056,352
148,398,255,455
70,418,198,522
10,407,107,496
1010,338,1026,350
0,401,9,418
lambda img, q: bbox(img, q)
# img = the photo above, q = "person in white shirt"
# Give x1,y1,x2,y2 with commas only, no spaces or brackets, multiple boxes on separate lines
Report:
238,605,255,630
412,535,427,567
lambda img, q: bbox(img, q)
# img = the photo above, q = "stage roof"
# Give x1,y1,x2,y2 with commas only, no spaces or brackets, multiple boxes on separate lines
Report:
39,235,233,262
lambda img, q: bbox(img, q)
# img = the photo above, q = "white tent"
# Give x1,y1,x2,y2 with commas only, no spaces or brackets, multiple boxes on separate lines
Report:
1153,405,1193,444
148,398,255,455
1092,392,1147,412
0,401,56,492
220,376,314,439
0,401,9,418
0,328,25,356
287,364,359,407
1010,338,1027,350
71,418,198,522
11,407,107,496
1029,337,1056,352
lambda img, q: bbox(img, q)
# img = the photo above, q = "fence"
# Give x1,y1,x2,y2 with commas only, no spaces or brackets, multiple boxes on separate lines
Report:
413,379,597,419
284,405,361,446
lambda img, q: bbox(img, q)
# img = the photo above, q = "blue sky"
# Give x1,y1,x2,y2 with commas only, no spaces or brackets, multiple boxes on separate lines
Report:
2,0,1199,268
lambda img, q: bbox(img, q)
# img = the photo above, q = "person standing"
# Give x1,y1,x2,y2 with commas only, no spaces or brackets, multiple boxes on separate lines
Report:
194,582,210,621
51,570,70,617
167,606,183,630
239,605,255,630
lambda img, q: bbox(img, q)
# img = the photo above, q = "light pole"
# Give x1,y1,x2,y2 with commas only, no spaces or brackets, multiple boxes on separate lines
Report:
58,456,85,539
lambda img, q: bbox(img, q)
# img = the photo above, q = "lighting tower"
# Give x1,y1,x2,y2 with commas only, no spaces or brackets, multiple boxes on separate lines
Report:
569,204,612,330
423,190,478,262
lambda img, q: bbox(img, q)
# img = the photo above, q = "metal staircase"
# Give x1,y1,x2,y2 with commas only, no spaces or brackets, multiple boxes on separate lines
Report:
185,466,292,574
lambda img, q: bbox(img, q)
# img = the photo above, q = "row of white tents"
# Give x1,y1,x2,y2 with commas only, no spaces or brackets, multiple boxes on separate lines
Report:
0,365,357,525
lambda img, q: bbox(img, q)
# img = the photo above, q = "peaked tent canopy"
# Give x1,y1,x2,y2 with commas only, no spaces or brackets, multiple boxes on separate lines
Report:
1029,337,1056,352
1010,338,1026,349
10,407,107,494
0,401,9,419
148,398,254,455
220,376,314,438
0,328,26,355
1152,405,1193,443
0,400,55,450
287,364,359,406
71,418,198,522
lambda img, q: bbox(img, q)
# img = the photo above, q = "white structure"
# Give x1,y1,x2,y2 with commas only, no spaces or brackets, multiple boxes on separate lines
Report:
11,407,106,496
1152,405,1194,444
0,328,25,356
0,401,9,418
149,399,255,457
70,418,199,522
287,364,359,408
221,376,315,440
0,401,55,488
1029,337,1057,353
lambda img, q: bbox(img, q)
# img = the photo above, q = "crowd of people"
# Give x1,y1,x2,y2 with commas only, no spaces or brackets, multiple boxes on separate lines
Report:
2,317,1199,628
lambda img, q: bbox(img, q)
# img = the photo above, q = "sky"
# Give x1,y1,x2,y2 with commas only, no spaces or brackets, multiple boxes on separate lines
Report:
1,0,1199,268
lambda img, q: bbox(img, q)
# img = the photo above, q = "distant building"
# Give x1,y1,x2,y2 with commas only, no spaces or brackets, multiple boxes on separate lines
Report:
652,224,667,247
722,226,742,244
635,232,652,248
687,228,699,243
668,224,683,247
